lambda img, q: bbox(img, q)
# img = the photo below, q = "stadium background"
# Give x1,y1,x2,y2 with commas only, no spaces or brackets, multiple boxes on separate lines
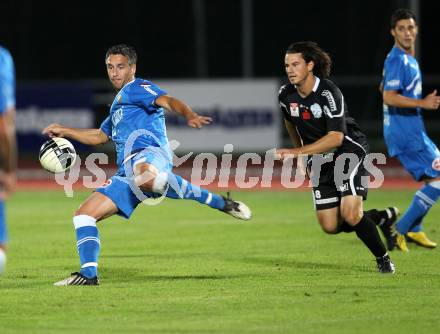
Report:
1,0,438,185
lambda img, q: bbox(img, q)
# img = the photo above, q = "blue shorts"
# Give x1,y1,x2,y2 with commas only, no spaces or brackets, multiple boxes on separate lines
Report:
396,136,440,181
96,148,173,219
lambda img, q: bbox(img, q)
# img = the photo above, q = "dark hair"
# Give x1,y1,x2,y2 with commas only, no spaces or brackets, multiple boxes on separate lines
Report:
286,41,332,79
105,44,137,65
390,8,417,29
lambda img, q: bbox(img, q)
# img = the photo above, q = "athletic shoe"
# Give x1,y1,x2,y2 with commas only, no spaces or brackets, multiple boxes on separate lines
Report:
221,192,252,220
54,272,99,286
376,254,395,274
394,233,409,252
378,207,400,251
406,232,437,248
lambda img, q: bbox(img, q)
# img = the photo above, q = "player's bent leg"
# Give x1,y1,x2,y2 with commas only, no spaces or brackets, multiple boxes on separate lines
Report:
341,196,394,273
316,207,340,234
54,193,118,286
365,207,399,251
134,162,251,220
76,191,119,221
340,196,363,226
403,178,439,248
394,180,440,250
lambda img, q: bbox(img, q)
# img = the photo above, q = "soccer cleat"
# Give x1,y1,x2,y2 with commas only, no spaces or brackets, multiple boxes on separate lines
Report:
54,272,99,286
221,192,252,221
378,207,400,251
394,233,409,252
406,232,437,248
376,254,395,274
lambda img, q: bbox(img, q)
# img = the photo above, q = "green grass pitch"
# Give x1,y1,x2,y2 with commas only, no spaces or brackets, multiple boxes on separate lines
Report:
1,189,439,333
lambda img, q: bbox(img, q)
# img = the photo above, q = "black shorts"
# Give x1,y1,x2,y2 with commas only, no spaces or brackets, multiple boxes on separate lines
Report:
309,153,369,211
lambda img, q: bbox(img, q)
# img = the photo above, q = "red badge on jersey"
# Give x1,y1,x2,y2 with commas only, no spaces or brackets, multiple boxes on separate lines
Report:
302,109,311,120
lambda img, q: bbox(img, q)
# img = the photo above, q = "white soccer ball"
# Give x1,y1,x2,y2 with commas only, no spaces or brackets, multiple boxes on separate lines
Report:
39,137,77,173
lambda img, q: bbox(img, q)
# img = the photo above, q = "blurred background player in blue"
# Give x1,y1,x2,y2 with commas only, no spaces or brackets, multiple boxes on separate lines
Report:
0,45,17,273
382,9,440,251
43,44,251,285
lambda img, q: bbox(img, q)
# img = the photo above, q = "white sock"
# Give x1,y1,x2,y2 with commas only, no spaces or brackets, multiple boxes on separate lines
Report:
0,248,6,274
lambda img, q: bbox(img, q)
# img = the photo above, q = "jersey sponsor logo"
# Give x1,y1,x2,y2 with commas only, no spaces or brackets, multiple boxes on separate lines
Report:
310,103,322,118
386,79,400,88
112,107,123,126
432,158,440,171
321,90,337,111
140,84,158,96
289,103,299,117
302,109,311,120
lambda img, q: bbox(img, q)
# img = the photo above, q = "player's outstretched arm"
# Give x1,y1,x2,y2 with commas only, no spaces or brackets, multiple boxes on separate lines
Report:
275,131,343,159
42,123,109,145
383,89,440,110
155,95,212,129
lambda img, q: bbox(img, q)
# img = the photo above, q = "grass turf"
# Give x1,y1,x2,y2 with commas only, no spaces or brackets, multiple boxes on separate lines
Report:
1,189,439,333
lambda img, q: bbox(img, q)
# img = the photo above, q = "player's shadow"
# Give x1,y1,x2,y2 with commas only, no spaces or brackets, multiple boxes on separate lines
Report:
100,267,250,283
239,256,371,273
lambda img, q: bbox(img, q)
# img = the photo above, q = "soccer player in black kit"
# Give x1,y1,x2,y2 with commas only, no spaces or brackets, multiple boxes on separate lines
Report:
276,41,398,273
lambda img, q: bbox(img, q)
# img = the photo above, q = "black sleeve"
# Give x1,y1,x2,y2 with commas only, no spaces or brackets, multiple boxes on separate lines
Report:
321,82,347,133
278,85,292,121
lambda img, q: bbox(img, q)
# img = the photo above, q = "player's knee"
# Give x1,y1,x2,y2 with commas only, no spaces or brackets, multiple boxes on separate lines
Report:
134,163,159,192
74,209,96,219
318,219,339,234
320,224,339,234
341,208,362,225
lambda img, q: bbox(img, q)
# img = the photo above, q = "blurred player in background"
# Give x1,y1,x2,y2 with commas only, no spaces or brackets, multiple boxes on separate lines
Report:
43,44,251,286
0,45,17,273
277,41,398,273
382,9,440,251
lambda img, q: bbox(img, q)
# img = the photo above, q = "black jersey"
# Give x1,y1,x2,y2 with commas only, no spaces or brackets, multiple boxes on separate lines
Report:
278,77,369,155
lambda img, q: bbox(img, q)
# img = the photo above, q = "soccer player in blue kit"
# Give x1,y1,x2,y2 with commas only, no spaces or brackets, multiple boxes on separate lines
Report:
382,9,440,251
43,44,251,286
0,45,17,274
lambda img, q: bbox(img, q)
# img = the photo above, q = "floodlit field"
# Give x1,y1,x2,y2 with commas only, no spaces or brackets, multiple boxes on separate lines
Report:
1,189,439,333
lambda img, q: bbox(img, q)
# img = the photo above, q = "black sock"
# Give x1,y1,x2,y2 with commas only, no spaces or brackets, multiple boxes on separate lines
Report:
353,215,387,258
340,221,355,233
364,209,387,226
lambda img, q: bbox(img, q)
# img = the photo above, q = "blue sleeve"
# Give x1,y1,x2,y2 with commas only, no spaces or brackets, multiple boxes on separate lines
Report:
100,116,112,137
0,48,16,113
383,56,405,91
129,81,167,111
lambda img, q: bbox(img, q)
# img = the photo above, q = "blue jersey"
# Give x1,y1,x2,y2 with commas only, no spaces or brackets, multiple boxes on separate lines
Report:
382,46,426,156
100,78,172,167
0,46,15,114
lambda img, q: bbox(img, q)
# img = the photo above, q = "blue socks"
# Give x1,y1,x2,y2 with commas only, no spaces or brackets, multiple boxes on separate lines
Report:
73,215,100,278
156,172,225,210
0,201,7,245
397,183,440,234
